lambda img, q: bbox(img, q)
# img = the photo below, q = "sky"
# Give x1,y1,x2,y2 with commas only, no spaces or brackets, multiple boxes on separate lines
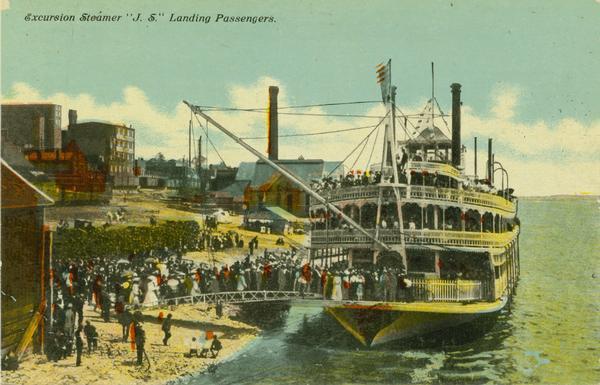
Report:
1,0,599,196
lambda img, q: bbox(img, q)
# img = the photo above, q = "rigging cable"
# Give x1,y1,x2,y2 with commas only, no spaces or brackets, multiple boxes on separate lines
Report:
240,124,375,140
433,97,452,137
325,111,389,178
365,123,381,170
395,106,418,140
348,132,371,172
202,109,385,119
192,112,227,166
195,100,381,112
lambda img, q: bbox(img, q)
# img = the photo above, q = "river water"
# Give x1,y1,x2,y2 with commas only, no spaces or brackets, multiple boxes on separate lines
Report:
183,197,599,385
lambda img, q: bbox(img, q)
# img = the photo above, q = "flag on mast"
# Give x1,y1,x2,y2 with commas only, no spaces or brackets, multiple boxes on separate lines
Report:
376,59,391,103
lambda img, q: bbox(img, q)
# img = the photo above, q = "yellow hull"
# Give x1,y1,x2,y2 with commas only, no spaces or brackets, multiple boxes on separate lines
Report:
325,298,506,346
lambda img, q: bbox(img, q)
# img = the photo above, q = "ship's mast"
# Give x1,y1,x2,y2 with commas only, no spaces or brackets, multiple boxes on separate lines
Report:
375,60,407,268
183,100,392,252
431,62,435,129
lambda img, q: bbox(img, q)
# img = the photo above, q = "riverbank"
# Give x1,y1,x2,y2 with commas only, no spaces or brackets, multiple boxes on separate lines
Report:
2,303,259,385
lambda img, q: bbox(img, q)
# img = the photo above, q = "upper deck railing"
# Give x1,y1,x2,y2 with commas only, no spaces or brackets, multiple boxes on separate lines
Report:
311,184,516,214
310,227,519,249
407,161,462,179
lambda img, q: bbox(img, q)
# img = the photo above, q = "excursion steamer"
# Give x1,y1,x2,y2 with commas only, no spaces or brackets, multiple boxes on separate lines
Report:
184,60,520,346
308,62,519,346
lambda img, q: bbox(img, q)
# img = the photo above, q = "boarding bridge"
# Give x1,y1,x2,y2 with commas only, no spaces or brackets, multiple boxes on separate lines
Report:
137,290,322,308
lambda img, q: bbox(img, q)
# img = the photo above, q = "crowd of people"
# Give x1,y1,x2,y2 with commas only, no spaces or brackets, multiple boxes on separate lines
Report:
197,230,243,252
311,171,383,193
43,232,420,369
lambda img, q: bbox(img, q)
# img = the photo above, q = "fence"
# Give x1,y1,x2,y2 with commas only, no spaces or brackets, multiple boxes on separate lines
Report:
135,290,322,309
410,278,483,302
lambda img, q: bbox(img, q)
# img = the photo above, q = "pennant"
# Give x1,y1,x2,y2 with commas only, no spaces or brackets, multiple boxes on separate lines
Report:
375,59,392,103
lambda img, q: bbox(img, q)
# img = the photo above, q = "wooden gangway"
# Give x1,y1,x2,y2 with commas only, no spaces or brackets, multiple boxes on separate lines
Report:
136,290,322,308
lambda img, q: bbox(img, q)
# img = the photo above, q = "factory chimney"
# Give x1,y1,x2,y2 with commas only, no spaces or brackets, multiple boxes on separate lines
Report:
487,138,493,185
451,83,462,167
267,86,279,160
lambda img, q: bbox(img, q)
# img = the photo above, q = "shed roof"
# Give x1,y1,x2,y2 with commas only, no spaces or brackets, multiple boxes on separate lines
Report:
236,159,344,188
1,159,54,209
264,206,304,222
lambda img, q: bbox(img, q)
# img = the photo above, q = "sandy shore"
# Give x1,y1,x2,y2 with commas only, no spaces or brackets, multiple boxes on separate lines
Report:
2,303,259,385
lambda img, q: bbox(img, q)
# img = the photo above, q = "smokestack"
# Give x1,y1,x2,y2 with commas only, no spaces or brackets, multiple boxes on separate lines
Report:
268,86,279,160
487,138,493,185
474,137,478,179
451,83,461,167
68,109,77,127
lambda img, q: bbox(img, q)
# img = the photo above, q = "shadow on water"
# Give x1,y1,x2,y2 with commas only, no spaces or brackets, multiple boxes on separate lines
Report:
183,302,517,385
286,305,511,352
231,302,292,330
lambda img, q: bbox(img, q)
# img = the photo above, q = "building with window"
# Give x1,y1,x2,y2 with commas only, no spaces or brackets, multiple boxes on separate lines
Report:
1,103,62,154
63,117,137,187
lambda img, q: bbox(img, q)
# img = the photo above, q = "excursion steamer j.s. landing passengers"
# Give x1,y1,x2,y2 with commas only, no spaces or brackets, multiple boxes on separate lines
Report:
184,60,520,346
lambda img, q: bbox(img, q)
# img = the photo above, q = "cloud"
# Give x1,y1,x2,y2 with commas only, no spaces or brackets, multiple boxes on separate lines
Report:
2,80,599,196
490,86,520,120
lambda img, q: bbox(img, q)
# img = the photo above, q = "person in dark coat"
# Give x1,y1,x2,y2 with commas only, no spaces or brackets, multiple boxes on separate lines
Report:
101,292,111,322
161,313,172,346
210,335,222,358
75,327,84,366
215,300,223,319
119,309,133,342
83,320,98,353
134,322,146,366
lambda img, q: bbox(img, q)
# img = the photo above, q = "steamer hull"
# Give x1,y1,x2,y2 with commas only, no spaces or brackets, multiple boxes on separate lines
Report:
325,298,506,346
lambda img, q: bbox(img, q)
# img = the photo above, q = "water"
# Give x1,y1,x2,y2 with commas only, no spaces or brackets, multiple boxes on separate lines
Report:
181,198,599,385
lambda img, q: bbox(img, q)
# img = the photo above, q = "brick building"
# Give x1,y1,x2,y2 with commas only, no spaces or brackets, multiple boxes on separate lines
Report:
63,116,137,187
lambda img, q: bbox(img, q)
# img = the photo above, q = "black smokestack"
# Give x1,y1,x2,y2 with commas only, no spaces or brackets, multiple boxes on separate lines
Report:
474,136,478,179
487,138,493,185
451,83,461,167
268,86,279,160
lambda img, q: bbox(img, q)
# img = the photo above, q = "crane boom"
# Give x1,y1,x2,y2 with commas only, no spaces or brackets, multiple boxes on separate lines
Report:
183,100,391,251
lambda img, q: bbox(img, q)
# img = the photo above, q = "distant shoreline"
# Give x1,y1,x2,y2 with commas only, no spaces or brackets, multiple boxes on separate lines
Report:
518,194,598,200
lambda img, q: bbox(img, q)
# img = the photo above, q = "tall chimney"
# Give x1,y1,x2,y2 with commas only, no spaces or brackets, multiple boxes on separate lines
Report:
451,83,461,167
268,86,279,160
474,137,478,179
68,109,77,127
487,138,493,185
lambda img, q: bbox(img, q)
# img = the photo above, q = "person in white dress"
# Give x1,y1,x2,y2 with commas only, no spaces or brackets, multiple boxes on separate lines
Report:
331,274,343,301
191,275,202,297
130,277,141,306
143,275,159,305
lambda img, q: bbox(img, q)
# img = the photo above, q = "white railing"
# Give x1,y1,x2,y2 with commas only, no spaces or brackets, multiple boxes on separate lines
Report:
310,227,519,248
311,184,516,214
410,278,483,302
408,161,462,179
133,290,322,309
